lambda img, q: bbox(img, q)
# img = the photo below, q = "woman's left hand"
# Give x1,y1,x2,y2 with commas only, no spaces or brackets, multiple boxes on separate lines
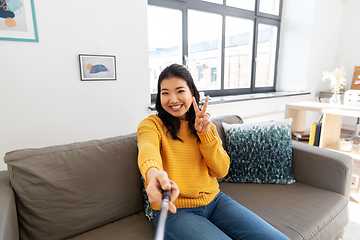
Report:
192,96,211,133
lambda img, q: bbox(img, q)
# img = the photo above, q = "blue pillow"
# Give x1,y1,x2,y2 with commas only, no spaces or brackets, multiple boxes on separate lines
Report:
222,119,295,184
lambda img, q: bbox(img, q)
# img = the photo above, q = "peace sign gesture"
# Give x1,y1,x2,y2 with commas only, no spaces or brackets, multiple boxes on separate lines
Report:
192,96,211,133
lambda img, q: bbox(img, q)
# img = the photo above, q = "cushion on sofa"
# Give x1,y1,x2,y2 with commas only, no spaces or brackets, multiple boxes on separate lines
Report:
67,212,155,240
4,133,144,240
223,119,295,184
220,182,349,240
211,115,243,151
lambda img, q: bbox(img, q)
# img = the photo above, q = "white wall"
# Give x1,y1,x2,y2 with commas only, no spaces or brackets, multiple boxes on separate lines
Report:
0,0,150,170
0,0,353,171
277,0,343,95
338,0,360,85
335,0,360,129
276,0,315,93
307,0,343,96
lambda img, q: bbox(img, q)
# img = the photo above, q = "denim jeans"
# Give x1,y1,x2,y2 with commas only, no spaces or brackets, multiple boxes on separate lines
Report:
152,192,290,240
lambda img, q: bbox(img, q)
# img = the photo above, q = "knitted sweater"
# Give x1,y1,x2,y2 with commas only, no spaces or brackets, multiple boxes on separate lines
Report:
137,115,230,210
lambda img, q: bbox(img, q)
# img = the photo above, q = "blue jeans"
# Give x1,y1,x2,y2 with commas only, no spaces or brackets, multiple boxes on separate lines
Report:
152,192,290,240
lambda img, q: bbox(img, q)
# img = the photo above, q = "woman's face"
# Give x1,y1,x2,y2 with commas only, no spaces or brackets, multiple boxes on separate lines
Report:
160,76,193,120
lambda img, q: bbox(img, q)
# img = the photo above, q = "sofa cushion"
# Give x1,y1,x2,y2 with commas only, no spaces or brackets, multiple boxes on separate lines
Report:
67,212,155,240
211,115,243,151
0,171,19,240
4,133,144,240
220,181,349,240
141,175,153,221
223,119,295,184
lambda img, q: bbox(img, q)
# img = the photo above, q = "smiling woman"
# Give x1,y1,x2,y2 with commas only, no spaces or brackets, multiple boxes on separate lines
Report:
160,77,194,120
137,64,290,240
155,64,201,141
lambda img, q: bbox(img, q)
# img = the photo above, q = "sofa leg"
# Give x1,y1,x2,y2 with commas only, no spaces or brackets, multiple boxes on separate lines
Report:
336,229,344,240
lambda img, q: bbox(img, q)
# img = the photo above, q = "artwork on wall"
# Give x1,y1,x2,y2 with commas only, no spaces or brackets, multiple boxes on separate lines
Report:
350,66,360,90
0,0,39,42
79,54,117,81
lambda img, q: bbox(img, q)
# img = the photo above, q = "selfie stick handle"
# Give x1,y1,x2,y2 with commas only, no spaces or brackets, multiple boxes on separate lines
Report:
154,190,172,240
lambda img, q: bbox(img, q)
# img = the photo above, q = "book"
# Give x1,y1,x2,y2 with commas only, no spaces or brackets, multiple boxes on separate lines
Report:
314,123,322,147
292,136,309,142
308,123,318,146
292,130,310,139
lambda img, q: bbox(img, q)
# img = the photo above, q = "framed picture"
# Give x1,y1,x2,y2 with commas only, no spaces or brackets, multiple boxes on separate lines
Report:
350,66,360,90
0,0,39,42
79,54,117,81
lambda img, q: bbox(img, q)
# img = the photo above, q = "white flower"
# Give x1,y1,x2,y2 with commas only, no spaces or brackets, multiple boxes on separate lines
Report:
322,66,346,94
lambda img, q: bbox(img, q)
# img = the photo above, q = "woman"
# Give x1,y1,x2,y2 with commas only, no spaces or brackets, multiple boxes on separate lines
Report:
137,64,289,240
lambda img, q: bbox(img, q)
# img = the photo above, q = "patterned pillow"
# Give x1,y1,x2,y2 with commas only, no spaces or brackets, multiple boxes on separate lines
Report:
140,175,153,221
222,119,295,184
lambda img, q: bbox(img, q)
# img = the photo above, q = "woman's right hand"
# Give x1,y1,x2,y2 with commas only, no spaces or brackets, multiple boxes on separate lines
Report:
146,168,179,214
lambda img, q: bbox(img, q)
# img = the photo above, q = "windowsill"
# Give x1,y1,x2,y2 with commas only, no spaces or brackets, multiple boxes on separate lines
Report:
148,91,310,111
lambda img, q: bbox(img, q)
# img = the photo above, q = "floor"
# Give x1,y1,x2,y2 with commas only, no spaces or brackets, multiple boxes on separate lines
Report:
342,201,360,240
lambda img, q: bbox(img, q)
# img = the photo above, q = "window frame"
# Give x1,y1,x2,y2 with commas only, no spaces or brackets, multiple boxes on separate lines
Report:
148,0,283,102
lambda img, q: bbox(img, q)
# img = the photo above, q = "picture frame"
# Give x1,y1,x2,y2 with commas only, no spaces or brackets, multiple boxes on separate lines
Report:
350,66,360,90
79,54,117,81
0,0,39,42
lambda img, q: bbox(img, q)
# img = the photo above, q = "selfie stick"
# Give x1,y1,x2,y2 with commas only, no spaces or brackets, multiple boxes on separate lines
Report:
154,190,172,240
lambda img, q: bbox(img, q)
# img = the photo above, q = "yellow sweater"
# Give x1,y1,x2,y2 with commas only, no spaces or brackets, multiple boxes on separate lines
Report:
137,115,230,210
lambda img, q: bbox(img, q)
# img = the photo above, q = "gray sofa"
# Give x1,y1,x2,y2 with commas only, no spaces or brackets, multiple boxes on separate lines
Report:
0,115,354,240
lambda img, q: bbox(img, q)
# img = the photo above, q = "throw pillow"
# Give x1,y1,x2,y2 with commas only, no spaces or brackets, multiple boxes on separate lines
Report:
141,175,154,221
4,133,144,240
222,119,295,184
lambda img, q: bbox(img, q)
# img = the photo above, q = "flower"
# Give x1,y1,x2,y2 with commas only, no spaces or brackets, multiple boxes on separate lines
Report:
322,66,346,95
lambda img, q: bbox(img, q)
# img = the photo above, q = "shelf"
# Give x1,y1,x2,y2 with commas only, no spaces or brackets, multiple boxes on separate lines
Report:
286,101,360,160
325,142,360,161
286,101,360,118
293,128,360,161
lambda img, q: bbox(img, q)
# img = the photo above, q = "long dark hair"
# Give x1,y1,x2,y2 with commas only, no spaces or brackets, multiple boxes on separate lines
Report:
155,64,200,141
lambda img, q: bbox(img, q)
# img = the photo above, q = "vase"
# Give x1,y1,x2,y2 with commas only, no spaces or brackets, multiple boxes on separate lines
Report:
329,94,341,107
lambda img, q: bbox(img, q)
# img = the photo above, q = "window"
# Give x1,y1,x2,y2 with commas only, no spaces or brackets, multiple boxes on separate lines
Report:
211,68,217,82
148,0,282,100
147,5,182,94
224,16,254,89
227,0,255,11
259,0,280,16
255,23,278,88
188,9,222,90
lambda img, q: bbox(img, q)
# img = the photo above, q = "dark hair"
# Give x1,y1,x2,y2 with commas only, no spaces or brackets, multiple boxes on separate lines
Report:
155,64,200,141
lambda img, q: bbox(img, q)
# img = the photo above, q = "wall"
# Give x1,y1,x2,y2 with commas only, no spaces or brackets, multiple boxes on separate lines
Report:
338,0,360,85
307,0,343,95
0,0,351,171
276,0,315,93
336,0,360,130
0,0,150,170
330,0,360,129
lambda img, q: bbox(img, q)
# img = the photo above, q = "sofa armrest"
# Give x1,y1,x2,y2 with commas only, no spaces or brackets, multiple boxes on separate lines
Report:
292,141,353,199
0,170,19,240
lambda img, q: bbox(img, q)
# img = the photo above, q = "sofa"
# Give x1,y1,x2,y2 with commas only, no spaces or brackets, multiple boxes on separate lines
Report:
0,115,354,240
